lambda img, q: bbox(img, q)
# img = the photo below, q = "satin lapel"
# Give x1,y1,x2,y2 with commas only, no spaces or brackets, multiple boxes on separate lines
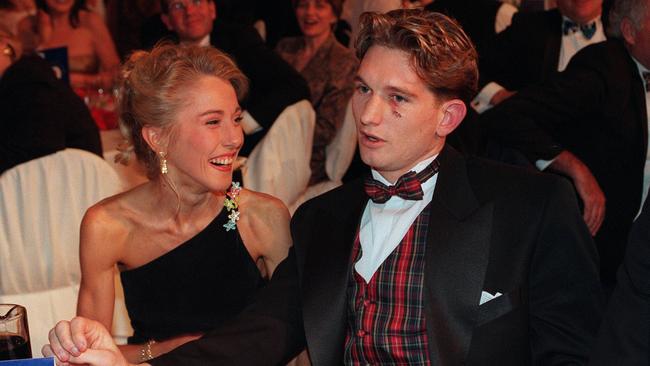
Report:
628,56,648,156
541,10,562,81
301,180,368,366
423,146,494,366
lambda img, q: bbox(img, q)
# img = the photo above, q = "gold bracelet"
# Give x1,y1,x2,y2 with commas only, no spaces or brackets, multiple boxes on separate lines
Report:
140,339,156,362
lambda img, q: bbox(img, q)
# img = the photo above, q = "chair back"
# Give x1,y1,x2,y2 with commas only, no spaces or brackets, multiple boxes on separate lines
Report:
242,100,315,206
0,149,121,354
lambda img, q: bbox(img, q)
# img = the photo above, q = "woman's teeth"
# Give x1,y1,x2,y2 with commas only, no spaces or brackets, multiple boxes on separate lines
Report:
209,157,233,166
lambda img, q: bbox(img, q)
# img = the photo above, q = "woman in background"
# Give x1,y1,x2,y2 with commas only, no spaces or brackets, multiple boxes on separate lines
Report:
276,0,357,185
18,0,119,88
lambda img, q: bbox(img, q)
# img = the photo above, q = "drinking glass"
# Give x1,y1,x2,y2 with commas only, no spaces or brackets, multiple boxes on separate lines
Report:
0,304,32,360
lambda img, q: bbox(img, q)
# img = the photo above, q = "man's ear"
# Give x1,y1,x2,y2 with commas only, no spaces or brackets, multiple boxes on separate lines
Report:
621,17,636,46
436,99,466,137
161,13,174,31
142,125,166,152
208,0,217,20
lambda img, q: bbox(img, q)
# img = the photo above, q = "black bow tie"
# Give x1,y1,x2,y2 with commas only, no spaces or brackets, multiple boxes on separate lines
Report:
643,71,650,91
364,159,440,204
562,19,597,40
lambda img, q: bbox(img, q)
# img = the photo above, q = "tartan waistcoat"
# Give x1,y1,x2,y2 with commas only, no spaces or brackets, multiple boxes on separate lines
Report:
343,203,432,365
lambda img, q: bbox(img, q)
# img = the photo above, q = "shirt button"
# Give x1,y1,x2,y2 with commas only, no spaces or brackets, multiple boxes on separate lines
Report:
357,329,367,337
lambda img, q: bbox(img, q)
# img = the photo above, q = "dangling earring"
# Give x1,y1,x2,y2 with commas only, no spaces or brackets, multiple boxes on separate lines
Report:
159,151,168,175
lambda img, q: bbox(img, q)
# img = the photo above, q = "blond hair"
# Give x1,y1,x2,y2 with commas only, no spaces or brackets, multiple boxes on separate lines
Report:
355,9,478,103
119,43,248,179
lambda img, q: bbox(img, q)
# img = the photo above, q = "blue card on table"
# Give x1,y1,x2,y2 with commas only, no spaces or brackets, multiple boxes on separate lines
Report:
37,46,70,85
0,358,54,365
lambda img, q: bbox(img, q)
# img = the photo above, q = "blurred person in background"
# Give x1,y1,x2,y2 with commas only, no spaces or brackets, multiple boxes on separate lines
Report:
276,0,358,185
17,0,120,89
0,26,101,174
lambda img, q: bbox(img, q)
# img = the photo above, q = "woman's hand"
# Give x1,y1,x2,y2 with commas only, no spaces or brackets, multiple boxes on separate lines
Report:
42,317,135,366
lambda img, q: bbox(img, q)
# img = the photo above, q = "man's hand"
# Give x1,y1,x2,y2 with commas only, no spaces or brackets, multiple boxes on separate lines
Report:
42,317,136,366
550,150,606,235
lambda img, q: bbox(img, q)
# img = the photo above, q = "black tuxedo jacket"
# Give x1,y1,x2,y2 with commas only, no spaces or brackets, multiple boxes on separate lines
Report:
480,39,648,285
425,0,501,56
479,8,564,90
291,146,602,365
591,189,650,365
208,20,310,132
150,146,602,365
0,55,102,174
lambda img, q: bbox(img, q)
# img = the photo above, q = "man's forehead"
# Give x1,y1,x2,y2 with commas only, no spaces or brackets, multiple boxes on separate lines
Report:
357,46,427,92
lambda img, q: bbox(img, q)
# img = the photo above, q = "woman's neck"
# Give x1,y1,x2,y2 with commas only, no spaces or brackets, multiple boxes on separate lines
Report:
303,30,330,57
152,178,225,226
48,11,70,28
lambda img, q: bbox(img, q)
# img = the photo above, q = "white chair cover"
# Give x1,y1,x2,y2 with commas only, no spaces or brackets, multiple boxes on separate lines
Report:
0,149,122,354
242,100,315,206
288,100,358,214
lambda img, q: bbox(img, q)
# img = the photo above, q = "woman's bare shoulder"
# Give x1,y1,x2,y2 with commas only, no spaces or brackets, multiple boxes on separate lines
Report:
239,189,290,224
81,185,153,242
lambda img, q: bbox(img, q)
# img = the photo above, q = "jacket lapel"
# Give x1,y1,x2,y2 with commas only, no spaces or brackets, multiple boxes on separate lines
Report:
423,146,494,365
541,9,563,81
628,55,649,157
301,180,367,366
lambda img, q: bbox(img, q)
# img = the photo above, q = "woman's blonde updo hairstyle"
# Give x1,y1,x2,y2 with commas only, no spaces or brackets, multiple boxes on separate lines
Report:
118,43,249,179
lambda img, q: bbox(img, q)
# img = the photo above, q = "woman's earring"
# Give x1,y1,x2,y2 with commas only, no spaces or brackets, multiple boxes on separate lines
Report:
159,151,168,175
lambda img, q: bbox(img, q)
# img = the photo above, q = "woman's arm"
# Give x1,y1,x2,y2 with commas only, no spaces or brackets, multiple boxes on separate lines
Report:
84,10,120,88
76,205,122,330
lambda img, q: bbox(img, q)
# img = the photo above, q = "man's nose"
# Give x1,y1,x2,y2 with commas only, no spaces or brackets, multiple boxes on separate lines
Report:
357,95,384,126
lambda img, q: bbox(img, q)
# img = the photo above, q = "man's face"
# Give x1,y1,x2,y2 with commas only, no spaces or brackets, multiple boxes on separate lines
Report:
557,0,603,24
352,46,447,183
162,0,216,44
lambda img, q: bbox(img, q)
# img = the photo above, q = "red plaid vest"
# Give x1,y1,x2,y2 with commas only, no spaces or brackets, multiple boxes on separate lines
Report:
343,203,432,365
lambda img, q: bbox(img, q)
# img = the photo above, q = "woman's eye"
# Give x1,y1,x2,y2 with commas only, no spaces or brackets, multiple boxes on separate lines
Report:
234,116,243,124
206,119,220,125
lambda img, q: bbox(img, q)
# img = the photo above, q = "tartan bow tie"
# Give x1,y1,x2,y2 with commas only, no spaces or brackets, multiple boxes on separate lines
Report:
643,71,650,91
364,159,440,204
562,19,597,40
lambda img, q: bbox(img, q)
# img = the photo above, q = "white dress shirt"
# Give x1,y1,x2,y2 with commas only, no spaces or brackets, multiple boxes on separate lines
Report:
355,156,438,282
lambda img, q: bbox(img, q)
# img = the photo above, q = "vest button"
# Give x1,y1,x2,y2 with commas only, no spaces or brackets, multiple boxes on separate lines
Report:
357,329,367,337
363,299,371,307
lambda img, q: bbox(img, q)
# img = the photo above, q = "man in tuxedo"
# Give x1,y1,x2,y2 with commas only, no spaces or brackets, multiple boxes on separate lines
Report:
43,9,602,366
422,0,519,56
155,0,310,155
591,187,650,365
473,0,605,112
480,0,650,288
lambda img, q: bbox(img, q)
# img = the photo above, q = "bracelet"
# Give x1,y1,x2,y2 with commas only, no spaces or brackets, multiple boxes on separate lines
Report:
140,339,156,362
